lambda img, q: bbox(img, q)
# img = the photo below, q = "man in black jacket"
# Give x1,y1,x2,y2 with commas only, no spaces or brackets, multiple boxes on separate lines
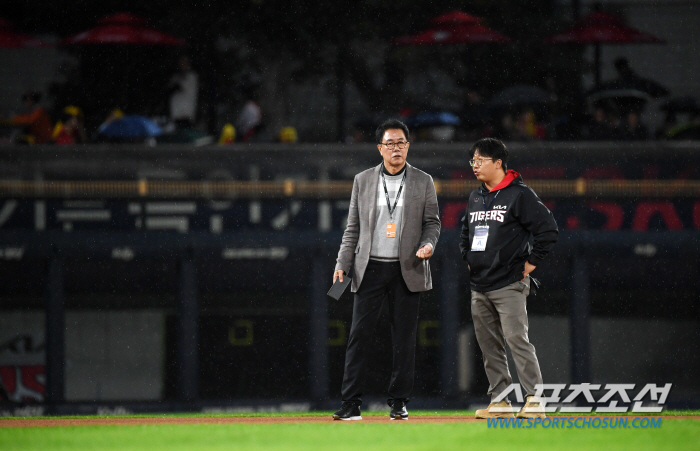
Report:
460,138,558,419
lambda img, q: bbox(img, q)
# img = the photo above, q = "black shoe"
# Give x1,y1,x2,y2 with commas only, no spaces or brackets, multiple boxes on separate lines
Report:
389,399,409,420
333,401,362,421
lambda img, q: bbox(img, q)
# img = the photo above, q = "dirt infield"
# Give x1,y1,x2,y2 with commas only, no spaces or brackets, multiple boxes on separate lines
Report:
1,415,698,428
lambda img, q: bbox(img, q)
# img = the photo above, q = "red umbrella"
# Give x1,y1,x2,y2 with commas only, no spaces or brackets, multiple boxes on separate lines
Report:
544,11,663,84
61,13,185,46
0,18,49,48
429,10,481,27
394,10,511,45
546,12,662,44
394,24,511,45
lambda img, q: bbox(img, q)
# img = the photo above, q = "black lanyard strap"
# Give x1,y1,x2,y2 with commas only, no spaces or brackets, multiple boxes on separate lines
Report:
381,171,406,220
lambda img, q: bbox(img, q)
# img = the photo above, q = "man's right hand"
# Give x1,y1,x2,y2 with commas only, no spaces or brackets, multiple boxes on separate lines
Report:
333,270,345,283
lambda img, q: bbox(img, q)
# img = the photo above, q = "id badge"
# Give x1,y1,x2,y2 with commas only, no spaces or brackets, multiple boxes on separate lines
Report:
386,222,396,238
471,225,489,251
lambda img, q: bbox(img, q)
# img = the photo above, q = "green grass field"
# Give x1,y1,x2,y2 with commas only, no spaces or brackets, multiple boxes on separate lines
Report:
1,411,699,451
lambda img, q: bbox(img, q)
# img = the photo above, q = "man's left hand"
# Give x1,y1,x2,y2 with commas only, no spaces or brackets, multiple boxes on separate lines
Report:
523,261,536,280
416,244,433,259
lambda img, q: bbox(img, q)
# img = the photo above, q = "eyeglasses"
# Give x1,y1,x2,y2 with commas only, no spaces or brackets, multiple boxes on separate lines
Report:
380,141,409,150
469,158,493,167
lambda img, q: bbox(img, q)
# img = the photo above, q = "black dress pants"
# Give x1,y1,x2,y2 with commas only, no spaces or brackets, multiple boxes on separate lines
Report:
341,260,422,404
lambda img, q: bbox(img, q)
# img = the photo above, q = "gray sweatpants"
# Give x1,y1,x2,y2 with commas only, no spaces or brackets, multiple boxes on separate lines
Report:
471,277,543,401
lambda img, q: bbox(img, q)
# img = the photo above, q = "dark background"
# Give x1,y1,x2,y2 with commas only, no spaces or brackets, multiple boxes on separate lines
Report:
3,1,584,135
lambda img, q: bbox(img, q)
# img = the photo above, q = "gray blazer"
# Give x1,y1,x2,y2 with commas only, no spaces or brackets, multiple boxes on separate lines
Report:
335,162,441,293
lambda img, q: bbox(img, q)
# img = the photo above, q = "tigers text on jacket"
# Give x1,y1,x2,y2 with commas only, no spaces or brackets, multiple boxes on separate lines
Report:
459,170,558,292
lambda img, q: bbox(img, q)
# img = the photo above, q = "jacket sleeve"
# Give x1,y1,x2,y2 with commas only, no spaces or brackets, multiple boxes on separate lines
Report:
419,175,441,251
459,206,470,260
513,187,559,266
335,174,360,273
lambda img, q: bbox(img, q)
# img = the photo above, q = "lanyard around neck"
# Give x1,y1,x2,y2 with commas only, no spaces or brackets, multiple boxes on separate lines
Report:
381,171,406,220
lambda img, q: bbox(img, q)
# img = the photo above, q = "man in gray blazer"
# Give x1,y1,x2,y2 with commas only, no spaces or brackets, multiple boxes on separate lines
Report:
332,119,441,421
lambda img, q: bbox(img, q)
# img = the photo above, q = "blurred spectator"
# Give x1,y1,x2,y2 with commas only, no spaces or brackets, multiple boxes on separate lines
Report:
219,123,236,144
347,117,377,143
278,126,298,143
513,109,546,140
348,125,368,143
428,125,456,142
665,112,700,140
585,106,615,140
53,106,87,145
398,106,414,119
6,91,53,144
236,98,262,142
613,57,669,99
617,111,648,140
493,112,515,140
657,96,700,140
655,112,677,139
97,109,124,132
542,77,560,135
405,111,460,142
606,107,622,135
167,55,198,129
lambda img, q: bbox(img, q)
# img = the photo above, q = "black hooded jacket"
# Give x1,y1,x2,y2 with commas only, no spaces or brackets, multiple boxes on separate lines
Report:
459,170,558,292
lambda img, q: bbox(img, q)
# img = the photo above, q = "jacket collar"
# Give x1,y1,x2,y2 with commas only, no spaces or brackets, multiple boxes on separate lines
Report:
381,162,407,176
481,169,520,193
376,161,411,175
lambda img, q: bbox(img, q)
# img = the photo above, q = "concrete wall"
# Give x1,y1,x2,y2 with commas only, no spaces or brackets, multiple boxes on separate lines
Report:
0,311,44,366
503,315,700,395
2,309,698,400
0,310,165,401
590,317,700,396
64,310,165,401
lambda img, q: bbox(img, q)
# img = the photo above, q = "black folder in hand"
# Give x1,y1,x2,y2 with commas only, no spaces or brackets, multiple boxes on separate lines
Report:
327,277,351,300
